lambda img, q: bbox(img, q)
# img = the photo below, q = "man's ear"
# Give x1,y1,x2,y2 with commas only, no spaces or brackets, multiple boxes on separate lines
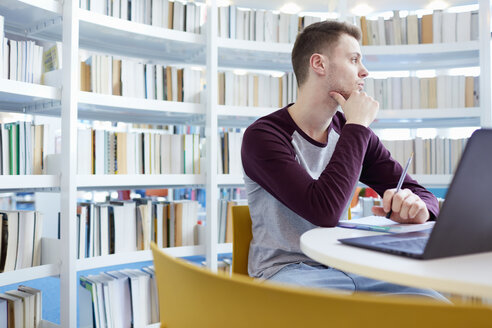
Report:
310,53,327,76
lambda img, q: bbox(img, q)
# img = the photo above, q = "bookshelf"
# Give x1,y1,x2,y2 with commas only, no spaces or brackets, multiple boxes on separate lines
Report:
0,0,490,326
214,3,491,183
0,0,211,327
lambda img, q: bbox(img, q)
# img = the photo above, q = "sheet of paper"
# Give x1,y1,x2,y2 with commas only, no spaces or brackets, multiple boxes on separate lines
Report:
338,215,435,233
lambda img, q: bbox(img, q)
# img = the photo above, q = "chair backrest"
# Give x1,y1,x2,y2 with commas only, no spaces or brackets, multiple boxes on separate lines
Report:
231,205,253,275
151,243,492,328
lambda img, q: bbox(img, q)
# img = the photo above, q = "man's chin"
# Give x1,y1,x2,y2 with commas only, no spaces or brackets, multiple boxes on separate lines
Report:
340,92,351,99
330,90,352,99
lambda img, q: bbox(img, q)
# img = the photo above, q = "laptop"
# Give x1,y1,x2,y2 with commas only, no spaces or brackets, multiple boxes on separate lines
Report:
338,129,492,259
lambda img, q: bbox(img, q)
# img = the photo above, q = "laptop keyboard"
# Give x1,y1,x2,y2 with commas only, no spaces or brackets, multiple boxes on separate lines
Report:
375,237,428,253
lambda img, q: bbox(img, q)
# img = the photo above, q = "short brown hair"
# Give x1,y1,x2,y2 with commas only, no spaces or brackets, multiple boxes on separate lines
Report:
292,20,361,87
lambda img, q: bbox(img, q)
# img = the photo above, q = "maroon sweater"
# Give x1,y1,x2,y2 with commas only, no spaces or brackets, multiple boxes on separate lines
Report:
241,106,439,278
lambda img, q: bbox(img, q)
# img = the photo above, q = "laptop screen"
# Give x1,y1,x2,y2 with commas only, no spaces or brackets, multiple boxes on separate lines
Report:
423,129,492,258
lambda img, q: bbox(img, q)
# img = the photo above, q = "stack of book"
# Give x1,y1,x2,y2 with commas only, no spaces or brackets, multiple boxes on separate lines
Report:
0,285,42,327
218,128,245,175
218,5,327,42
0,122,46,175
0,15,44,83
81,54,204,103
218,71,297,108
217,198,248,243
75,199,199,259
77,129,203,175
355,9,479,46
381,137,469,175
80,0,205,34
365,75,479,110
0,211,43,272
79,266,159,328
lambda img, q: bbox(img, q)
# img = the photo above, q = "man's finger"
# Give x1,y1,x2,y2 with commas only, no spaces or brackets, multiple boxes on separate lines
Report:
383,189,396,212
329,91,346,106
371,206,386,217
391,189,412,213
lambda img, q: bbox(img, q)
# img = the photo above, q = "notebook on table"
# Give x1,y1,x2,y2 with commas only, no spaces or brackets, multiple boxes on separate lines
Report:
338,129,492,259
338,215,435,233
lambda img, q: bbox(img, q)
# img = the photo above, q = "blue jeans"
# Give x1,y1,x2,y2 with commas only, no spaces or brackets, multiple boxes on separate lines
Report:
268,262,449,302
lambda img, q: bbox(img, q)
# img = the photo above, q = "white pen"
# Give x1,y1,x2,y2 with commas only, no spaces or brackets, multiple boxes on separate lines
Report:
386,152,414,219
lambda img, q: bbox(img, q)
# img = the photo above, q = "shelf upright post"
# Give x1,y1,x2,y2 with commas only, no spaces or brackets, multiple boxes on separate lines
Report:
336,0,348,21
479,0,491,127
60,0,79,326
205,0,219,271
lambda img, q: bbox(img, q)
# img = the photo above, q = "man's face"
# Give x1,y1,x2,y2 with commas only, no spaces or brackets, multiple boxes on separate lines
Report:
323,34,369,100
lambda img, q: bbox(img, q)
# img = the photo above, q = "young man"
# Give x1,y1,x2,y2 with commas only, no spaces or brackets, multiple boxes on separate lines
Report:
241,20,446,300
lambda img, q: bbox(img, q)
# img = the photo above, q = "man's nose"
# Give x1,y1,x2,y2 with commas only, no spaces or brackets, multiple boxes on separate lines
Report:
359,65,369,78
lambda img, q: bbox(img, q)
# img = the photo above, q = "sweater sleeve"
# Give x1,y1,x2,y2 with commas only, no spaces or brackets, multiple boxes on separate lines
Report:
359,132,440,219
242,121,372,227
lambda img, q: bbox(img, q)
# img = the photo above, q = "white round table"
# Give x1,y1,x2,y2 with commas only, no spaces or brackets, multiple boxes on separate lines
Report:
300,227,492,298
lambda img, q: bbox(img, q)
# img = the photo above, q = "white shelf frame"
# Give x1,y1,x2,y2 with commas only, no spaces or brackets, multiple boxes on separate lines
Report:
218,38,292,70
376,108,481,119
0,0,61,37
362,41,479,70
0,264,60,286
217,105,277,117
0,175,59,191
362,40,479,55
216,38,480,71
59,1,79,326
77,9,206,63
40,320,61,328
76,174,205,190
218,106,481,119
479,0,492,127
78,9,203,44
205,0,220,272
217,106,482,128
77,92,205,124
76,243,232,272
217,174,243,185
412,174,453,188
0,79,60,112
219,174,453,188
218,38,293,53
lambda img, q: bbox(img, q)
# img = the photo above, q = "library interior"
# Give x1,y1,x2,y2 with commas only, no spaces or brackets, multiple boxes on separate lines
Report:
1,0,492,326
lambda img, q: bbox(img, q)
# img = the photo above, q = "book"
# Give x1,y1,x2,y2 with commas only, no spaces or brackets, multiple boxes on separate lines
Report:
102,271,133,327
0,293,22,327
136,199,152,250
1,212,19,272
0,298,6,328
17,286,42,327
338,215,435,233
140,266,159,323
79,276,101,327
5,290,34,327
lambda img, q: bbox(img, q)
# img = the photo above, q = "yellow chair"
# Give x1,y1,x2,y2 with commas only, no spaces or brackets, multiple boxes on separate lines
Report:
231,205,252,276
151,243,492,328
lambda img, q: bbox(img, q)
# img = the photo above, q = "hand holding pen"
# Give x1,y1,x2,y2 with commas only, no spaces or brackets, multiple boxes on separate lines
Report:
371,152,429,223
386,153,414,219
